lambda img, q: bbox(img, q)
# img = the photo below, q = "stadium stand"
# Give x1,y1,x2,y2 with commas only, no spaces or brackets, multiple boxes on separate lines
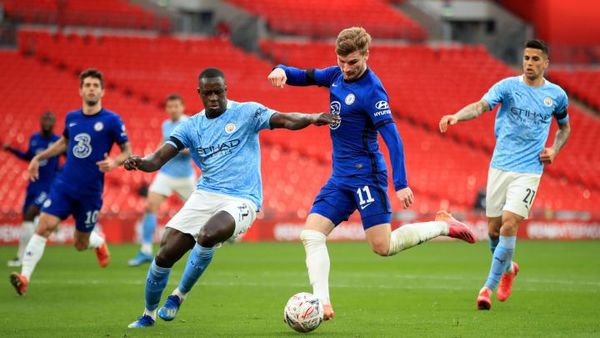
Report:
224,0,426,40
550,69,600,112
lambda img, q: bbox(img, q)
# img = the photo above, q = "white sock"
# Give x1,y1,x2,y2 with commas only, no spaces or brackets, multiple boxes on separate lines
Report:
388,221,449,255
88,231,105,249
172,287,187,301
21,234,47,280
143,308,157,320
300,229,331,305
141,243,153,255
17,221,36,261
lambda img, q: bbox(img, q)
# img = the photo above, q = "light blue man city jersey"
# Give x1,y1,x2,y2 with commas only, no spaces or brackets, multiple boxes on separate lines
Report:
160,116,194,177
483,75,569,174
167,101,275,210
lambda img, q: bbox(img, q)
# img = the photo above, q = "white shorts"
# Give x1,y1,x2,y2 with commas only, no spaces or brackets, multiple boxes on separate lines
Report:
165,190,257,240
149,172,196,200
486,167,541,219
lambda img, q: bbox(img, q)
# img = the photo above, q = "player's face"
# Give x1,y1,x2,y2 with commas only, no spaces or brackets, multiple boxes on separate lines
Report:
79,77,104,106
198,77,227,116
165,99,184,120
40,113,55,132
337,50,369,81
522,48,549,81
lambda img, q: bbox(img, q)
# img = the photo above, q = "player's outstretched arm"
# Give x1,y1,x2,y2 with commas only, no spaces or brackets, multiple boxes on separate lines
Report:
123,143,179,172
540,120,571,164
28,136,67,181
439,99,491,133
97,142,132,172
3,143,31,161
269,112,335,130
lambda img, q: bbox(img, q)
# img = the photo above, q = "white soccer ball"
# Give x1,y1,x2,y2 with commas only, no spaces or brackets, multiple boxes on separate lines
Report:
283,292,324,333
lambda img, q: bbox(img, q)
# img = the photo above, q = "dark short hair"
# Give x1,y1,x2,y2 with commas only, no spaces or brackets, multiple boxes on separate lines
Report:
524,39,549,57
41,111,55,121
198,68,225,83
79,68,104,88
165,93,184,104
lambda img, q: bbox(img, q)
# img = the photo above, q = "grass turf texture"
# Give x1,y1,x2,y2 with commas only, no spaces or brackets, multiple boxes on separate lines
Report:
1,241,599,337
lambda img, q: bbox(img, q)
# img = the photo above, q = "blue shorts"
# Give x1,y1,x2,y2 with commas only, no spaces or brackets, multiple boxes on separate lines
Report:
310,174,391,229
42,186,103,233
23,185,51,214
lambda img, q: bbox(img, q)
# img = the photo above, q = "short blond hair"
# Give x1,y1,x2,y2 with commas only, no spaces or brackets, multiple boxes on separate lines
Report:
336,27,371,56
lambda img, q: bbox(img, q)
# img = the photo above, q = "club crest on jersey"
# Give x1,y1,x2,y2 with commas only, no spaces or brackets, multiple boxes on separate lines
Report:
330,101,342,130
345,93,356,105
543,96,553,107
94,122,104,131
225,123,236,134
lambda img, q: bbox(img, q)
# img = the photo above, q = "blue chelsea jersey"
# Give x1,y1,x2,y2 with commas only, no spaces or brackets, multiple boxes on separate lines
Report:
28,133,61,187
54,108,129,196
167,101,275,210
483,75,569,174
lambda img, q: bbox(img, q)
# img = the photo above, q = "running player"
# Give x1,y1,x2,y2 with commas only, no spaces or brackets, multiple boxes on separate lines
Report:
128,94,195,267
439,39,571,310
3,112,60,267
9,68,132,295
126,68,334,328
267,26,476,320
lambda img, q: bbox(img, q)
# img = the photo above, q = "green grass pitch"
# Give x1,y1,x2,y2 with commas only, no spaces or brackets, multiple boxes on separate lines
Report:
1,241,599,337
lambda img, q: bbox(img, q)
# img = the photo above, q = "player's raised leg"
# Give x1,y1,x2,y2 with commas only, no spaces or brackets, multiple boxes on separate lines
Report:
129,228,195,328
129,192,165,266
158,211,234,321
478,211,521,310
9,212,60,295
300,213,335,320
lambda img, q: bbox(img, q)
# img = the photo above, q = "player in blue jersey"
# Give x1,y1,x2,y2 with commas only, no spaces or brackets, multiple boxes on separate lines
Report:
9,68,132,296
3,112,60,267
439,40,571,310
128,94,195,267
125,68,333,328
268,27,476,320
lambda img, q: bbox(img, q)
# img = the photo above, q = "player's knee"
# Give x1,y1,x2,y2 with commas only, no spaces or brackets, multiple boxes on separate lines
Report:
74,241,88,251
154,250,175,268
197,227,221,247
370,241,390,257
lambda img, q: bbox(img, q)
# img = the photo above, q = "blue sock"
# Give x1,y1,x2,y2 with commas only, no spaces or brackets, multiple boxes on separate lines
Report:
142,212,157,246
177,244,215,294
489,236,499,254
484,236,516,290
145,260,171,311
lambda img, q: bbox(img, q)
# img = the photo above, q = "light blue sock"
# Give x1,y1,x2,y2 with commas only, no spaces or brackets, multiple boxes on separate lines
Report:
145,260,171,311
177,244,215,294
142,212,157,245
489,236,499,254
484,236,516,290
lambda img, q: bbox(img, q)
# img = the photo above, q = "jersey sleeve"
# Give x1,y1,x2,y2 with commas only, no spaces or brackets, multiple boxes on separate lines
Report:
250,103,277,132
167,119,192,150
481,78,509,109
364,83,394,128
112,115,129,144
276,65,339,87
553,90,569,125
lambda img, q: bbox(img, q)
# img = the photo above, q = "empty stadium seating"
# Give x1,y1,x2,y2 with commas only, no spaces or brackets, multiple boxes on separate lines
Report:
224,0,426,40
550,69,600,111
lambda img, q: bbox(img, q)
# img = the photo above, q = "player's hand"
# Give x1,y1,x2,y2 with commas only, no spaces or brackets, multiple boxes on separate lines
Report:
311,112,337,126
396,187,414,209
28,158,40,182
268,68,287,88
540,147,557,164
123,155,143,171
439,115,458,133
2,143,10,151
96,153,118,172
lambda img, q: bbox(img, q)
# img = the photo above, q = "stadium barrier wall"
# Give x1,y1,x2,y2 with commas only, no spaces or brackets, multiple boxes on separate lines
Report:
1,216,599,245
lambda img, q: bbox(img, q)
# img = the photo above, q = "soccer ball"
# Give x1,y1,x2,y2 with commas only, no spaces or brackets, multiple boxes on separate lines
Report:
283,292,324,333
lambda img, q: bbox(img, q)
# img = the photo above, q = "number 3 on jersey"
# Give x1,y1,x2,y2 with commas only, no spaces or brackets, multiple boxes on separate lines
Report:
73,133,93,158
357,185,375,210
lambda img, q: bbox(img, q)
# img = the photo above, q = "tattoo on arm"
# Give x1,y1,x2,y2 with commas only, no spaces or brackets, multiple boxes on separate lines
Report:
552,123,571,152
455,100,491,121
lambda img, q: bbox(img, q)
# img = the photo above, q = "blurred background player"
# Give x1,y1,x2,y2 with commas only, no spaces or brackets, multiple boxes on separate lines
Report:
3,111,60,267
128,94,195,267
9,68,132,296
125,68,333,328
268,26,476,321
439,39,571,310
